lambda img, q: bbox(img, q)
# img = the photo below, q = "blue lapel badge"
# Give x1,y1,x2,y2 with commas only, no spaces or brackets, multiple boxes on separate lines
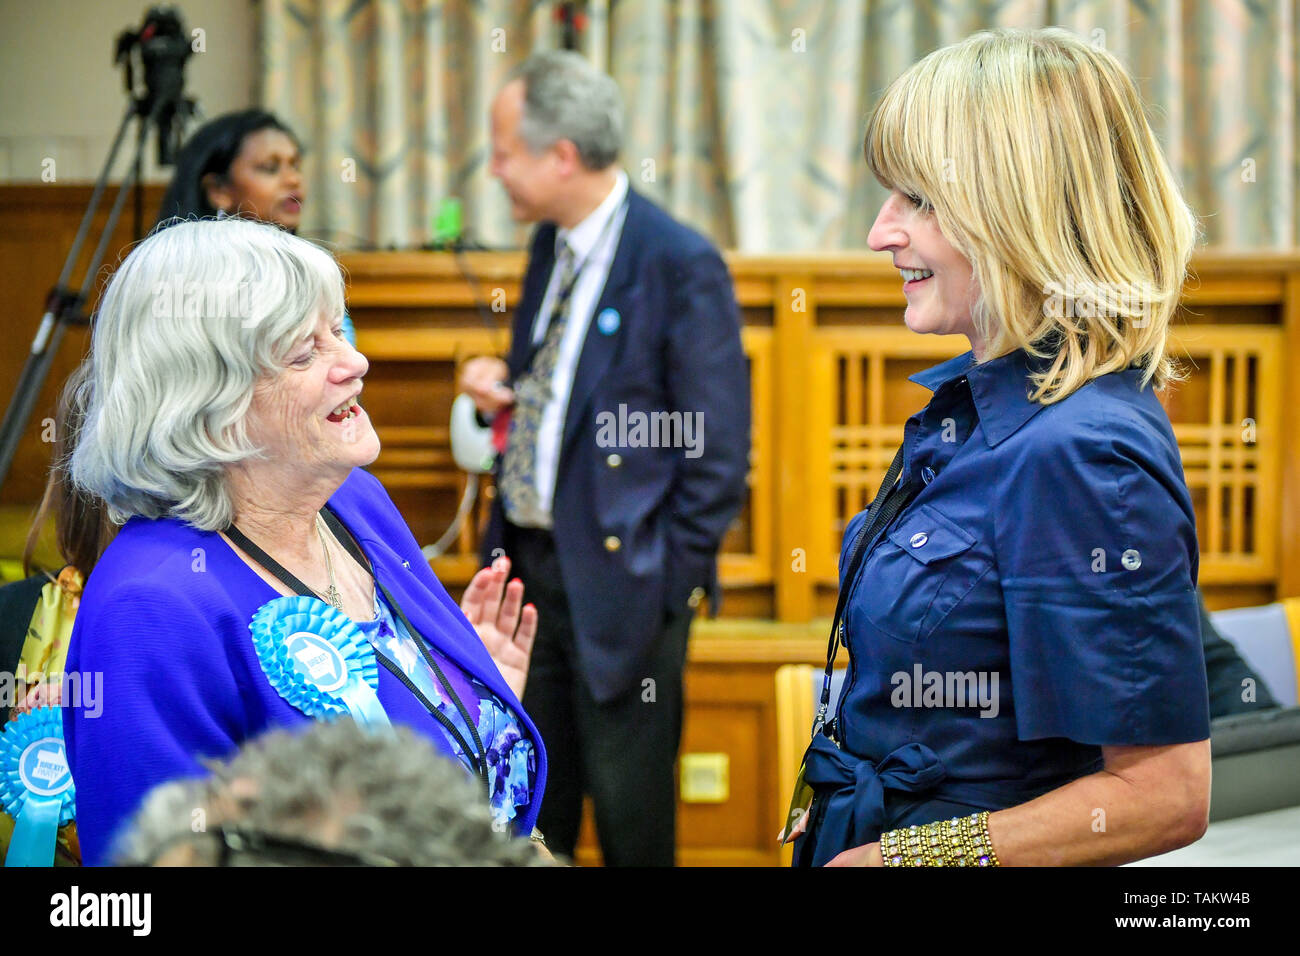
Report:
597,308,621,336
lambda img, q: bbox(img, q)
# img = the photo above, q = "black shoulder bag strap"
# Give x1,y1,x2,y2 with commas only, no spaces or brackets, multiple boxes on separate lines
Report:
782,445,918,849
814,445,918,738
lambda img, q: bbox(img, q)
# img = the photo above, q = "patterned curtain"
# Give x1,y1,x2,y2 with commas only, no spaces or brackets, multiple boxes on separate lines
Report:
260,0,1299,251
259,0,563,251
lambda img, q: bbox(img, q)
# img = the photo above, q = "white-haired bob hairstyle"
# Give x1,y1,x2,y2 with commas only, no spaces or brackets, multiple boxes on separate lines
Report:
865,27,1198,404
71,217,346,531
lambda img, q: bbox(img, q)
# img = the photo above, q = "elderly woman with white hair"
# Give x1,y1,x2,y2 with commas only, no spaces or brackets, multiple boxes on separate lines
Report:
63,218,546,866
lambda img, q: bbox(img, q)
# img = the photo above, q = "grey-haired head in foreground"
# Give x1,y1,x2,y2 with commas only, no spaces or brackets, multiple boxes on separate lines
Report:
113,719,549,866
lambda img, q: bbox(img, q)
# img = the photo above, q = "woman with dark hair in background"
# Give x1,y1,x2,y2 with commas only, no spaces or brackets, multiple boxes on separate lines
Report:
5,366,113,702
156,107,356,346
155,108,304,229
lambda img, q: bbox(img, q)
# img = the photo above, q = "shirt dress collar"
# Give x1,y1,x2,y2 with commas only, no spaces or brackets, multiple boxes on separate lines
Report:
908,348,1051,448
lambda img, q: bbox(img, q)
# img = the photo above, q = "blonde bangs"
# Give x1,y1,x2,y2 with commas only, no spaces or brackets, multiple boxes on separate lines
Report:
864,68,943,206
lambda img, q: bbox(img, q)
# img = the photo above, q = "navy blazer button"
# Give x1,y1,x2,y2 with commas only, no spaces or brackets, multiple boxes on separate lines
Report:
604,536,622,552
688,586,706,608
607,453,622,467
909,532,929,548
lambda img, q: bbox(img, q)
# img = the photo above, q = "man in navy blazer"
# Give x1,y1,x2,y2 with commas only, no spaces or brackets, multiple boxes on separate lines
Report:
463,51,749,865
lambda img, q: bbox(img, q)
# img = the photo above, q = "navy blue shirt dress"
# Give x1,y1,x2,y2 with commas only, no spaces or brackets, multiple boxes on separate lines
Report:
796,349,1212,866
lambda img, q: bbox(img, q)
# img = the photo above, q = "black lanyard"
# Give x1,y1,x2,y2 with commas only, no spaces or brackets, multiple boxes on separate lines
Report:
225,509,490,793
812,446,918,738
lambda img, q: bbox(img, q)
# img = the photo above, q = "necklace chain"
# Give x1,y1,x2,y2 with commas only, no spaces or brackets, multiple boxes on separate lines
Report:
315,514,345,612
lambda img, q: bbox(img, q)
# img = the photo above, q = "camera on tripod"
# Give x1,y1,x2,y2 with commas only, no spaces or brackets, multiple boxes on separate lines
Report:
114,5,196,166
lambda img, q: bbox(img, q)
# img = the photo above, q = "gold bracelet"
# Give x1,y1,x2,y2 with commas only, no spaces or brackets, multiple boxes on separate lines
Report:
880,811,1000,867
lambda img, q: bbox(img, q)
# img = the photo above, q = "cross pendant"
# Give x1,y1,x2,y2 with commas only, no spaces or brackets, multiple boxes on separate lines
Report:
325,585,344,612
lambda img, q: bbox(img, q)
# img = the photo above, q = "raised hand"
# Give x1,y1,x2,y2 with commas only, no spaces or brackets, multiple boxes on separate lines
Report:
459,555,537,699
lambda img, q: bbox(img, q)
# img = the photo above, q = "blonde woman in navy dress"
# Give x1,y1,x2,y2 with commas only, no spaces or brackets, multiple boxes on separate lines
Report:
791,28,1211,867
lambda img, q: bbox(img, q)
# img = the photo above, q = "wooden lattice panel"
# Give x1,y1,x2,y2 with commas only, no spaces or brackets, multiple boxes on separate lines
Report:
720,328,773,585
1165,326,1281,583
808,326,1282,589
808,327,965,583
325,249,1300,615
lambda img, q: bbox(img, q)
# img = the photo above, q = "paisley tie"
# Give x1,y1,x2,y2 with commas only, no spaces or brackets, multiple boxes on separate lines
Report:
499,241,579,527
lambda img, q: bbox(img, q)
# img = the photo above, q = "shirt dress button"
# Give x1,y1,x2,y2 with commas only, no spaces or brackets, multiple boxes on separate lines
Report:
909,532,929,549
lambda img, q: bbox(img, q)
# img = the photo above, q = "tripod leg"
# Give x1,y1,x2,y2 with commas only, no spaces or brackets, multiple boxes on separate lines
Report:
56,102,138,294
79,118,148,298
0,322,74,496
0,106,149,494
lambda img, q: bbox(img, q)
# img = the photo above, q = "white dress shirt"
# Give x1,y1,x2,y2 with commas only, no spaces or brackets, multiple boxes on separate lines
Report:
512,169,629,527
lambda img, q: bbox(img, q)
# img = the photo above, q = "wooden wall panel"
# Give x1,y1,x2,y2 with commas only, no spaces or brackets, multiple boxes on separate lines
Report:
330,248,1300,615
3,188,1300,867
5,188,1296,612
0,185,164,508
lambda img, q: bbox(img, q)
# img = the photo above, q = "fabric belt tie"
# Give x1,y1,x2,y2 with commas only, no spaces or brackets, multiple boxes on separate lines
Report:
801,732,947,867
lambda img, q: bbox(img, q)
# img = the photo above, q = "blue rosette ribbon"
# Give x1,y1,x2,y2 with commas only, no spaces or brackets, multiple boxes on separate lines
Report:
250,595,391,728
1,707,76,867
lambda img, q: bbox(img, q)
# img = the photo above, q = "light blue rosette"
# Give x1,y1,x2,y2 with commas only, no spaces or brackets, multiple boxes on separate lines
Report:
1,707,76,867
250,595,391,728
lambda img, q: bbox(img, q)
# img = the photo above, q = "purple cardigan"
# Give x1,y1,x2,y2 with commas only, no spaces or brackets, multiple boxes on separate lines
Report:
63,468,547,865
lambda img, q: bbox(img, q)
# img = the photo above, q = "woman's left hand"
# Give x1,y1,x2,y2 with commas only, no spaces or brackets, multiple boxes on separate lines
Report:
460,556,537,700
826,842,885,867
